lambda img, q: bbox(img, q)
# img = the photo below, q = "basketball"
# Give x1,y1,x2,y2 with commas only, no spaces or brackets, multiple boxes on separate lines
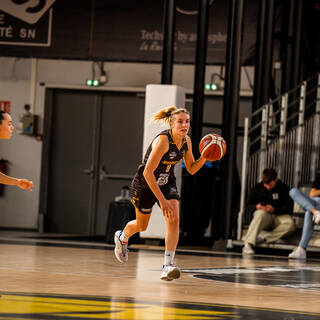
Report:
199,133,227,161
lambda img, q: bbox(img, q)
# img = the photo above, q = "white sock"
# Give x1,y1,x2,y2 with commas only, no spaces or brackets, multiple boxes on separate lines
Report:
120,231,129,243
164,251,175,265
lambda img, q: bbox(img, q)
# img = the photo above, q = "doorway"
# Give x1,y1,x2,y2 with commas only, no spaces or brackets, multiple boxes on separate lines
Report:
40,88,144,235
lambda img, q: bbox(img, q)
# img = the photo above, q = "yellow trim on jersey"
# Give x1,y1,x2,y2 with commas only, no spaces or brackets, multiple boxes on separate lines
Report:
169,129,187,150
131,199,138,210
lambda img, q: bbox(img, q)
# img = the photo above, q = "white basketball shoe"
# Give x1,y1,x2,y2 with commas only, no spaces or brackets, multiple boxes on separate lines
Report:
114,230,128,263
160,264,181,281
288,246,306,260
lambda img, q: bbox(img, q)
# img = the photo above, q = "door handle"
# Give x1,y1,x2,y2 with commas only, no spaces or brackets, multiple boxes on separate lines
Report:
104,174,134,180
99,165,109,181
100,165,134,181
83,166,94,178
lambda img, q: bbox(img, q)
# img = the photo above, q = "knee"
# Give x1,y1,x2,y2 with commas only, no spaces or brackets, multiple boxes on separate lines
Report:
287,219,296,232
280,216,296,232
289,188,298,199
253,210,267,221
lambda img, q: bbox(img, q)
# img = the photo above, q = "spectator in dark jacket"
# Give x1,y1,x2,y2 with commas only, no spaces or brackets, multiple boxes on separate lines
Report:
242,168,295,255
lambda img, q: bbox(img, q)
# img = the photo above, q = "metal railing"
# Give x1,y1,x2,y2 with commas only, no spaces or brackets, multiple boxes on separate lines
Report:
237,73,320,240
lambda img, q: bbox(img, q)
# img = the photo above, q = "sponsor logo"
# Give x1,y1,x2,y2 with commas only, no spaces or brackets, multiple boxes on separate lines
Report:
0,0,55,46
169,152,176,159
170,187,178,194
182,266,320,290
162,160,179,165
0,0,56,24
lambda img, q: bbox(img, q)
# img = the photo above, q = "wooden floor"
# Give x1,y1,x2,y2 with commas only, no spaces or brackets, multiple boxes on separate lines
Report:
0,234,319,319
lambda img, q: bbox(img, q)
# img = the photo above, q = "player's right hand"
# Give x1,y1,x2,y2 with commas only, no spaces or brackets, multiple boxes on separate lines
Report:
160,199,174,218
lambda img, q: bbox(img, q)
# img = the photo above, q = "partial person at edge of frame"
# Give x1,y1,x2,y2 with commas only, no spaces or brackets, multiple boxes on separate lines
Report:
0,111,33,191
288,170,320,260
113,106,208,281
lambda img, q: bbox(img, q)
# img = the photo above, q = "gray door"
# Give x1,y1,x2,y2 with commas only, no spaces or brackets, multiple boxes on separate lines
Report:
95,93,145,235
44,89,144,235
46,90,98,234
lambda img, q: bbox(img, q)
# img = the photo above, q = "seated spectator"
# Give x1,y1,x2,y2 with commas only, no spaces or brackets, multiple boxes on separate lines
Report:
242,168,295,255
288,171,320,260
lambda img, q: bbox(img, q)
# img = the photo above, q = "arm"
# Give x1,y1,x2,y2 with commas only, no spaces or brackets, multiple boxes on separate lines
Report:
143,135,173,216
310,188,320,198
310,172,320,198
183,136,207,175
0,172,33,191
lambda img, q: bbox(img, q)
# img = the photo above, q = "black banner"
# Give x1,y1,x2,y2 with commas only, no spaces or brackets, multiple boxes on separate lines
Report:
0,0,55,46
0,0,259,65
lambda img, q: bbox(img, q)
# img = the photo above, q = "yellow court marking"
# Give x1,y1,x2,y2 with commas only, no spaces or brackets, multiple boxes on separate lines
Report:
0,293,236,320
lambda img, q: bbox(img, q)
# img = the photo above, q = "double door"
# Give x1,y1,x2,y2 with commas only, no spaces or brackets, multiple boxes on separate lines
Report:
41,89,144,235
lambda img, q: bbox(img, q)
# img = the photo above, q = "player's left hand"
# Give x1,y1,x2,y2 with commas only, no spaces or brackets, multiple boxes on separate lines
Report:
17,179,34,191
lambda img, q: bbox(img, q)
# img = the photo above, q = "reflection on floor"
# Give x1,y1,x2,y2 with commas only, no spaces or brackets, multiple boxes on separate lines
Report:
0,231,319,319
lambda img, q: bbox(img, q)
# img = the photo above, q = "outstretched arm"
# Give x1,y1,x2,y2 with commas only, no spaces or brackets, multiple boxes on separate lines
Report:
0,172,33,191
183,136,207,175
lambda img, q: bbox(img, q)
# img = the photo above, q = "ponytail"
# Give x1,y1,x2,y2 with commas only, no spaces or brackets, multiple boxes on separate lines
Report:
152,106,189,124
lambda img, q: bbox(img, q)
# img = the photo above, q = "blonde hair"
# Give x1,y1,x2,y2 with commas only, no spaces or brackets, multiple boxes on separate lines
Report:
152,106,190,124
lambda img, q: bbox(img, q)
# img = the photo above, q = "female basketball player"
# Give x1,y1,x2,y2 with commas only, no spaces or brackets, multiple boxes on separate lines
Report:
114,106,207,281
0,111,33,190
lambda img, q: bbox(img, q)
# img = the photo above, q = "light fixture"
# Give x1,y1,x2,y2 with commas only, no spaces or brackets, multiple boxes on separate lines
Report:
86,79,101,87
205,73,225,91
85,61,107,87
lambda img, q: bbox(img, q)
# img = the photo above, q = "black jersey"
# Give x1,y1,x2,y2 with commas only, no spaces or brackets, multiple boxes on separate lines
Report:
131,129,188,189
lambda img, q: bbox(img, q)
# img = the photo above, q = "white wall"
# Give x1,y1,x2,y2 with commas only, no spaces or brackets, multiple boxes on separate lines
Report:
0,57,254,230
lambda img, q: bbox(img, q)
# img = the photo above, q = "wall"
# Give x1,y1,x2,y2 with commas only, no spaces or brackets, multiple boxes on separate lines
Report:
0,57,254,230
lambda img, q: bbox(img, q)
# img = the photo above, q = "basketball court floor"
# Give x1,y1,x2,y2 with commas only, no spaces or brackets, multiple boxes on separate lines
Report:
0,234,319,319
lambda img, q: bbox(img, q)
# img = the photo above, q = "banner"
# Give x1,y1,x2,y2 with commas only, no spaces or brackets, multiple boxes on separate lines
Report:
0,0,55,46
0,0,259,65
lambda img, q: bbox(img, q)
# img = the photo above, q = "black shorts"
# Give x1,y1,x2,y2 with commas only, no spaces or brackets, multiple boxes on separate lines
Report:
130,182,180,214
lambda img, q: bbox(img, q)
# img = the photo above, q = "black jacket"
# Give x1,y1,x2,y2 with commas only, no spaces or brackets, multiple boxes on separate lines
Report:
246,180,293,216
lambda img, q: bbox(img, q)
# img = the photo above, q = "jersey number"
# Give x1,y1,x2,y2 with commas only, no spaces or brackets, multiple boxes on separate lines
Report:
157,173,169,186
